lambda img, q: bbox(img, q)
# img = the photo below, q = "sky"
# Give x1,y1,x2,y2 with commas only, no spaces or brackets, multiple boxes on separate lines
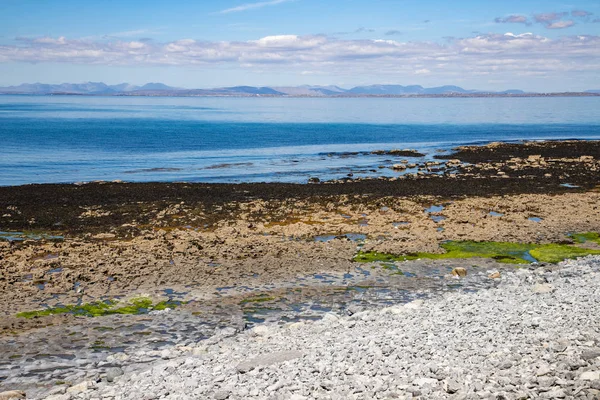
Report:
0,0,599,91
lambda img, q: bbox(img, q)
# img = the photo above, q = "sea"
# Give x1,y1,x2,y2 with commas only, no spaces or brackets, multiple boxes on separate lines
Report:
1,95,600,186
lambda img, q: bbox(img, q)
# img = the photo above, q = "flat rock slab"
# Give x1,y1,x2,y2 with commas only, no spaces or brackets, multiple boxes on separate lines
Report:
237,350,303,373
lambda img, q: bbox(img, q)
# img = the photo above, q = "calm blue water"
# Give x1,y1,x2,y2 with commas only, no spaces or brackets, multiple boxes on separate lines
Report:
1,95,600,186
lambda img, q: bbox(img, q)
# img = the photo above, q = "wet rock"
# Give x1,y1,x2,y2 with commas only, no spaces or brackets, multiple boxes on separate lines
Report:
451,267,467,277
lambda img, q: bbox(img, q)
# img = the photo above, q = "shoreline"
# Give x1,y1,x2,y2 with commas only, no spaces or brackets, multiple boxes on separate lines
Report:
2,139,600,397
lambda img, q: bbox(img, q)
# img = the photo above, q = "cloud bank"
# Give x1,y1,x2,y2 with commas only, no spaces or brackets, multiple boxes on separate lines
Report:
495,9,595,29
3,33,599,80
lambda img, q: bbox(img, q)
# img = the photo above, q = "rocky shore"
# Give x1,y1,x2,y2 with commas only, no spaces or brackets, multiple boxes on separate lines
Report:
2,140,600,398
33,256,600,400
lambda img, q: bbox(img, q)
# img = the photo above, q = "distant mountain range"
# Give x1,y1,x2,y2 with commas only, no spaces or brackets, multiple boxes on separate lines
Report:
0,82,597,97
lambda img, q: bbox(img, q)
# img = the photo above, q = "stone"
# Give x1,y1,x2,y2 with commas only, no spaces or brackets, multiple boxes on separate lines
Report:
0,391,26,400
322,313,339,323
451,267,467,277
287,322,305,330
67,380,92,394
414,378,438,387
251,325,270,336
581,349,600,361
549,340,569,353
533,283,554,294
537,365,551,376
579,371,600,381
44,395,70,400
219,327,238,338
237,350,303,373
404,300,424,310
489,271,501,279
443,378,461,394
106,367,124,382
545,388,566,398
214,390,230,400
92,233,116,240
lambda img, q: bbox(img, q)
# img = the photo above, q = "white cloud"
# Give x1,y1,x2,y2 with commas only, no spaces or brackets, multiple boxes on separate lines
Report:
33,36,67,45
218,0,294,14
2,33,599,81
546,20,575,29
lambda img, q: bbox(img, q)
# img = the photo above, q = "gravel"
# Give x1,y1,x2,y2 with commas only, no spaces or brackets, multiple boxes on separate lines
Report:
39,256,600,399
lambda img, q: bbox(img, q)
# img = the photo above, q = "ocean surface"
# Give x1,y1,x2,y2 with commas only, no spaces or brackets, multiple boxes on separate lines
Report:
1,95,600,186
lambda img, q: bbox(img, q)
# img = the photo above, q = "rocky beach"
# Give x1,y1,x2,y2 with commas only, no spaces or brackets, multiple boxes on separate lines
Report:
2,140,600,399
34,255,600,400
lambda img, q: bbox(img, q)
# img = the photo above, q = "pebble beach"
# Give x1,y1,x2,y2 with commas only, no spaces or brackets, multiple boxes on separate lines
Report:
34,255,600,400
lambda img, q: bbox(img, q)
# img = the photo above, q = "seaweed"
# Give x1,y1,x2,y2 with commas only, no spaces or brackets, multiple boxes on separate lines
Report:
354,238,600,265
240,293,276,304
16,297,182,319
570,232,600,244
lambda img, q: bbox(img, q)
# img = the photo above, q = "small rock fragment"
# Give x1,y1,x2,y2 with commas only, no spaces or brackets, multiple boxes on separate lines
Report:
452,267,467,277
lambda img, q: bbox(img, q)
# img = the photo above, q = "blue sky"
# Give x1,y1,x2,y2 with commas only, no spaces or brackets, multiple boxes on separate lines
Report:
0,0,599,91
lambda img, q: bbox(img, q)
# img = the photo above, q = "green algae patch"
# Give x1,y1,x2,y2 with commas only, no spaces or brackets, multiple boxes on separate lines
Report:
354,240,600,265
240,293,276,304
530,244,600,264
153,300,181,311
571,232,600,244
16,297,182,319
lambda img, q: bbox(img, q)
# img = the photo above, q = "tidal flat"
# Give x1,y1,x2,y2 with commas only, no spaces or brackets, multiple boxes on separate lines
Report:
2,139,600,397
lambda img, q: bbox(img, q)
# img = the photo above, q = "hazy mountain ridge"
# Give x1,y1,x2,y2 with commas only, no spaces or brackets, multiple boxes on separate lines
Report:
0,82,596,97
